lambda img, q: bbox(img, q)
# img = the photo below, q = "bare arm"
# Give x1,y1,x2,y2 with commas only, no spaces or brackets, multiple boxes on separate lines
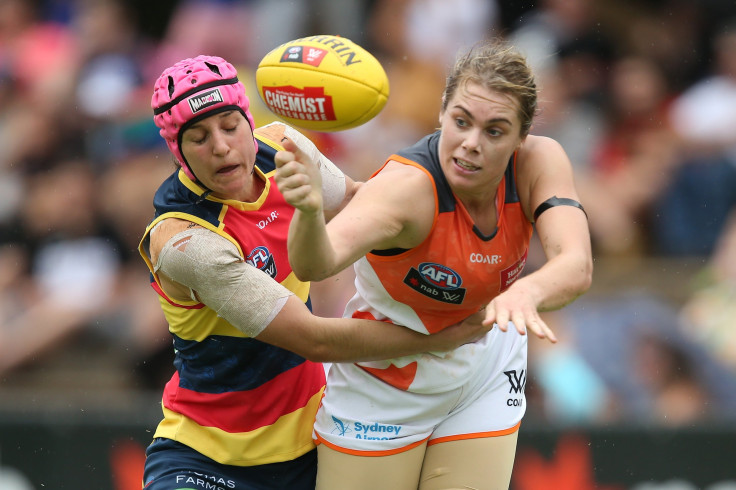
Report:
484,136,593,342
275,138,435,281
257,297,490,362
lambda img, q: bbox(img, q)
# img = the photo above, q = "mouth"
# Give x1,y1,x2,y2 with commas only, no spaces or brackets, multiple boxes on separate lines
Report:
216,164,240,174
454,158,480,172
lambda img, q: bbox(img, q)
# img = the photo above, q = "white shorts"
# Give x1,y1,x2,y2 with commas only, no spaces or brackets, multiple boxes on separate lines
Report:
313,327,527,454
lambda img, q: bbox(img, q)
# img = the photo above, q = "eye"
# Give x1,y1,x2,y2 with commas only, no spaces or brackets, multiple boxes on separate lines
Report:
186,131,207,144
220,114,241,133
486,127,502,137
455,118,468,128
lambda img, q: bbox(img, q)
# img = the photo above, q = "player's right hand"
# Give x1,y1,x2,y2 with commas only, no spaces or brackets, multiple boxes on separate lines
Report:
275,137,323,215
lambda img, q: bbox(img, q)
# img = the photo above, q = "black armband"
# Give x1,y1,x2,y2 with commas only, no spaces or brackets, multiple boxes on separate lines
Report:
533,196,587,221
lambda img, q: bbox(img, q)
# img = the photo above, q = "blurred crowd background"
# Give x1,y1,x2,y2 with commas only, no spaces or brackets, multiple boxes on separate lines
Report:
2,0,736,432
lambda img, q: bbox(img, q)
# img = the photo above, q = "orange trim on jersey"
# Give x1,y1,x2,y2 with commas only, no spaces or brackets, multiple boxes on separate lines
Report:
151,281,204,309
351,310,393,323
427,420,521,446
314,432,429,457
376,155,440,223
351,309,419,390
358,362,418,391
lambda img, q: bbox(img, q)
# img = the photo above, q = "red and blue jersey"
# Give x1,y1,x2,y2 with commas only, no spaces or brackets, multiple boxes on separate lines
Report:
138,135,325,466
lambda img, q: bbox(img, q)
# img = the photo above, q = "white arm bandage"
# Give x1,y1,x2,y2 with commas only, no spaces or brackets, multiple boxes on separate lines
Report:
281,123,347,211
155,228,293,337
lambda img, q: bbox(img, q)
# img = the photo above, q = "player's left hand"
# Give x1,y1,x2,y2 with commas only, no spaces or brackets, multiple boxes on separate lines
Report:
482,284,558,343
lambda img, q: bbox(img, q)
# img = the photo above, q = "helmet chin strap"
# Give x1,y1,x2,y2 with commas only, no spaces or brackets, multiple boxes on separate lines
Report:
195,189,212,204
179,162,212,203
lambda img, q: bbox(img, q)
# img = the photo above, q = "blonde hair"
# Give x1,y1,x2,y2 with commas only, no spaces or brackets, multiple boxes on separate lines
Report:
442,39,538,136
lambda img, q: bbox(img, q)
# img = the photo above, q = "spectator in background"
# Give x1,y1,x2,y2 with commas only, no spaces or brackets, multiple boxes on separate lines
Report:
580,55,681,256
621,0,708,93
0,0,81,178
0,161,123,374
653,19,736,256
679,211,736,374
70,0,157,167
507,0,615,81
528,310,614,426
151,0,255,70
530,59,607,177
548,293,736,426
633,332,711,426
0,0,173,388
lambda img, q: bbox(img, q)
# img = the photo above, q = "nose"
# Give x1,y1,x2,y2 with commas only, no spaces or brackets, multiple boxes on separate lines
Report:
211,130,230,156
462,129,481,152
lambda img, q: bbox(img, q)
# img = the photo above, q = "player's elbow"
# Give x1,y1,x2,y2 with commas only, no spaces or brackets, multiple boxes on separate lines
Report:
288,334,342,362
292,266,330,282
300,343,336,363
286,247,333,282
574,255,594,296
291,260,336,282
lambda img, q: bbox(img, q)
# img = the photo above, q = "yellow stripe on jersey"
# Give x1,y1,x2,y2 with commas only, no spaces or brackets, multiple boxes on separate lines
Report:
160,298,246,340
153,388,324,466
282,271,310,303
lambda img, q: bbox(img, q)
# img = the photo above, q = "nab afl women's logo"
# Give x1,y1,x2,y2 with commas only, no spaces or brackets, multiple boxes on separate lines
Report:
403,262,466,304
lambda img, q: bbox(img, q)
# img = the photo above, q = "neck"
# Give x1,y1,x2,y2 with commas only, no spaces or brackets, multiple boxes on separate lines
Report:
236,168,265,202
458,190,499,236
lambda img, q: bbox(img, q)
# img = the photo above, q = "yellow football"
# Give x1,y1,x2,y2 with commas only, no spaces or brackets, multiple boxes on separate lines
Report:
255,35,389,132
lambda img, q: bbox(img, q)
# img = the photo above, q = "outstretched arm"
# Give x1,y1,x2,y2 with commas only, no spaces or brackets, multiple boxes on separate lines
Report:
483,136,593,343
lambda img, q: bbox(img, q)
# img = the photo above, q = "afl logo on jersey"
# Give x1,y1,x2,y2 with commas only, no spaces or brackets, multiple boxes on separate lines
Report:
418,263,462,289
246,246,278,279
403,262,466,304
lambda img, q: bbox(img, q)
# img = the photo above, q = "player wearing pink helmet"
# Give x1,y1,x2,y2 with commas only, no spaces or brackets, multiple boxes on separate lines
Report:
139,54,492,489
151,55,257,181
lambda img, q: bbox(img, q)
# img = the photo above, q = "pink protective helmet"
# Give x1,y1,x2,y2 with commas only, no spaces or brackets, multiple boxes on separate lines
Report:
151,55,256,181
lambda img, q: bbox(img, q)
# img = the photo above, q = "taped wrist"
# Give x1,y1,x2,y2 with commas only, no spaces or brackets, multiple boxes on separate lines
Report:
155,227,293,337
282,123,346,211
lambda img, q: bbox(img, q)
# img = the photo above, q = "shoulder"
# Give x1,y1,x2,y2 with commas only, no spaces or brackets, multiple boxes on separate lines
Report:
254,121,287,144
514,135,576,217
372,160,435,194
516,135,571,178
369,161,436,222
352,159,436,213
338,160,436,249
519,135,566,158
149,218,202,265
